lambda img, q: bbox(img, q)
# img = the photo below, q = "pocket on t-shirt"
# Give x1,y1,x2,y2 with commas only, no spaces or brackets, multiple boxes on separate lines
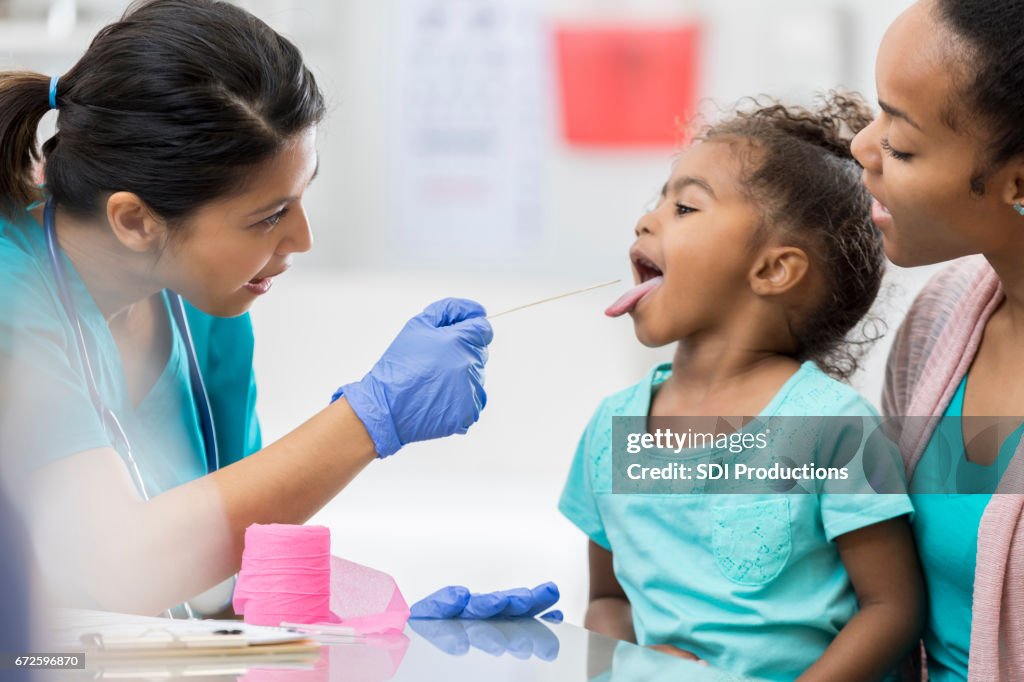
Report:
711,497,792,586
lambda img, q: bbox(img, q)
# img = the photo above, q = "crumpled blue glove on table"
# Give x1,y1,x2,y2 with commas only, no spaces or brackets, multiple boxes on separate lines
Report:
410,582,561,620
332,298,493,458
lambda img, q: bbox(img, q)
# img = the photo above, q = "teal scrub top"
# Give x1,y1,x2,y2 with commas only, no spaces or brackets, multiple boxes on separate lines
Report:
0,205,261,495
910,376,1020,682
559,361,913,682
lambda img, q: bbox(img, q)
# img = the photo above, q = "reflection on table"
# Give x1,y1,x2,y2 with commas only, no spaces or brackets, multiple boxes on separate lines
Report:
65,617,764,681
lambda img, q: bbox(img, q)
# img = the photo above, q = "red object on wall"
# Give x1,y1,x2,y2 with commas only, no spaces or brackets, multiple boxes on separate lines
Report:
555,23,701,148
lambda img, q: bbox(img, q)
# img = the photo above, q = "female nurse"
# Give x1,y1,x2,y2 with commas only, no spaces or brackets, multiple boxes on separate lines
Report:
0,0,491,616
852,0,1024,679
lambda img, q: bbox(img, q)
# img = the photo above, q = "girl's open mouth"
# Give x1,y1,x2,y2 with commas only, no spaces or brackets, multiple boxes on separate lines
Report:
605,252,664,318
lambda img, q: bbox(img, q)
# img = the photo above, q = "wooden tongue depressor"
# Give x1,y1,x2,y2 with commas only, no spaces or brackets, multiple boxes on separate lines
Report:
488,279,622,320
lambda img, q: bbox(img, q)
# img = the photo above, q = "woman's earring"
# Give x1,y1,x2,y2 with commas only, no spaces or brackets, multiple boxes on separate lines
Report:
1015,202,1024,217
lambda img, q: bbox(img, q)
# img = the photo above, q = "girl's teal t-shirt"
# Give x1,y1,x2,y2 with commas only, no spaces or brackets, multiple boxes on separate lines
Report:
0,206,261,495
910,376,1020,682
559,361,913,682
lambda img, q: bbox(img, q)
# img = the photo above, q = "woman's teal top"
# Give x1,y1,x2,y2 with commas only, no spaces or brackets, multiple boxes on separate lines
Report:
0,205,261,495
910,376,1020,682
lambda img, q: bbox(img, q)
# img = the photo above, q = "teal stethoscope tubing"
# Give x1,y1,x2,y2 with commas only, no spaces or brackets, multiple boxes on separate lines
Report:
43,196,220,501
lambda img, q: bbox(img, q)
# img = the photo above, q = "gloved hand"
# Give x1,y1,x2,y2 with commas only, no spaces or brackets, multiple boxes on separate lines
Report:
410,582,561,620
333,298,493,458
408,616,560,660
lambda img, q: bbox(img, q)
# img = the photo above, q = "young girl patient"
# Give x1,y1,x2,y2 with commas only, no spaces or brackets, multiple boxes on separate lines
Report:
559,95,923,682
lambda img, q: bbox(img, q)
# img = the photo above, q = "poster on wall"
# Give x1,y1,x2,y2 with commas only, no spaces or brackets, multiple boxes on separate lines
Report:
555,23,701,148
390,0,547,255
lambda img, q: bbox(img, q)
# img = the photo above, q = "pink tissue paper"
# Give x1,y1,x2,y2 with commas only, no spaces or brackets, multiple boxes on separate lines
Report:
233,523,409,635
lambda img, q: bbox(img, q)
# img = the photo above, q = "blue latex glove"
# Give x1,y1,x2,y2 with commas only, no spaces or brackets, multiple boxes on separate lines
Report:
410,582,560,620
332,298,493,458
408,617,560,661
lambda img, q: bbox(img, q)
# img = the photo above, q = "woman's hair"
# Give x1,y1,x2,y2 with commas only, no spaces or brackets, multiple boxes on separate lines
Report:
934,0,1024,194
699,93,884,381
0,0,325,223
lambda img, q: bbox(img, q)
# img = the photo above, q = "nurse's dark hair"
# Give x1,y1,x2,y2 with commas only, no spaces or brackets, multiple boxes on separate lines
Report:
934,0,1024,194
698,93,884,381
0,0,325,221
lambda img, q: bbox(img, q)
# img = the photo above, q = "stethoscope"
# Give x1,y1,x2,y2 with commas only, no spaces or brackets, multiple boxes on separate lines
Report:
44,196,231,618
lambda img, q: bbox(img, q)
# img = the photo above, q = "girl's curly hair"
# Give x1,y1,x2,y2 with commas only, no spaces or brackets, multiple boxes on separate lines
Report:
699,92,884,381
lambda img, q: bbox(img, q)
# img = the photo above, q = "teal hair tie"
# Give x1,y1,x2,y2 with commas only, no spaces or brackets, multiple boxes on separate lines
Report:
48,75,59,110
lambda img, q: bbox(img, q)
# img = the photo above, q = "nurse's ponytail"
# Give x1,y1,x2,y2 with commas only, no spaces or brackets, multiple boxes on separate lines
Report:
0,0,325,224
0,72,54,213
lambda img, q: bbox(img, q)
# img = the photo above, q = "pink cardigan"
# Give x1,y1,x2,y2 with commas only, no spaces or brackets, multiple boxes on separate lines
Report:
882,255,1024,682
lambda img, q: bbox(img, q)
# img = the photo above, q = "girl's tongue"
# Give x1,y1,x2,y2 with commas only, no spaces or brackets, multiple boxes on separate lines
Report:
605,276,663,318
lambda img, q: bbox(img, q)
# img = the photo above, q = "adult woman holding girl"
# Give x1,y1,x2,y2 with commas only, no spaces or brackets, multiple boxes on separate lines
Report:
853,0,1024,679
